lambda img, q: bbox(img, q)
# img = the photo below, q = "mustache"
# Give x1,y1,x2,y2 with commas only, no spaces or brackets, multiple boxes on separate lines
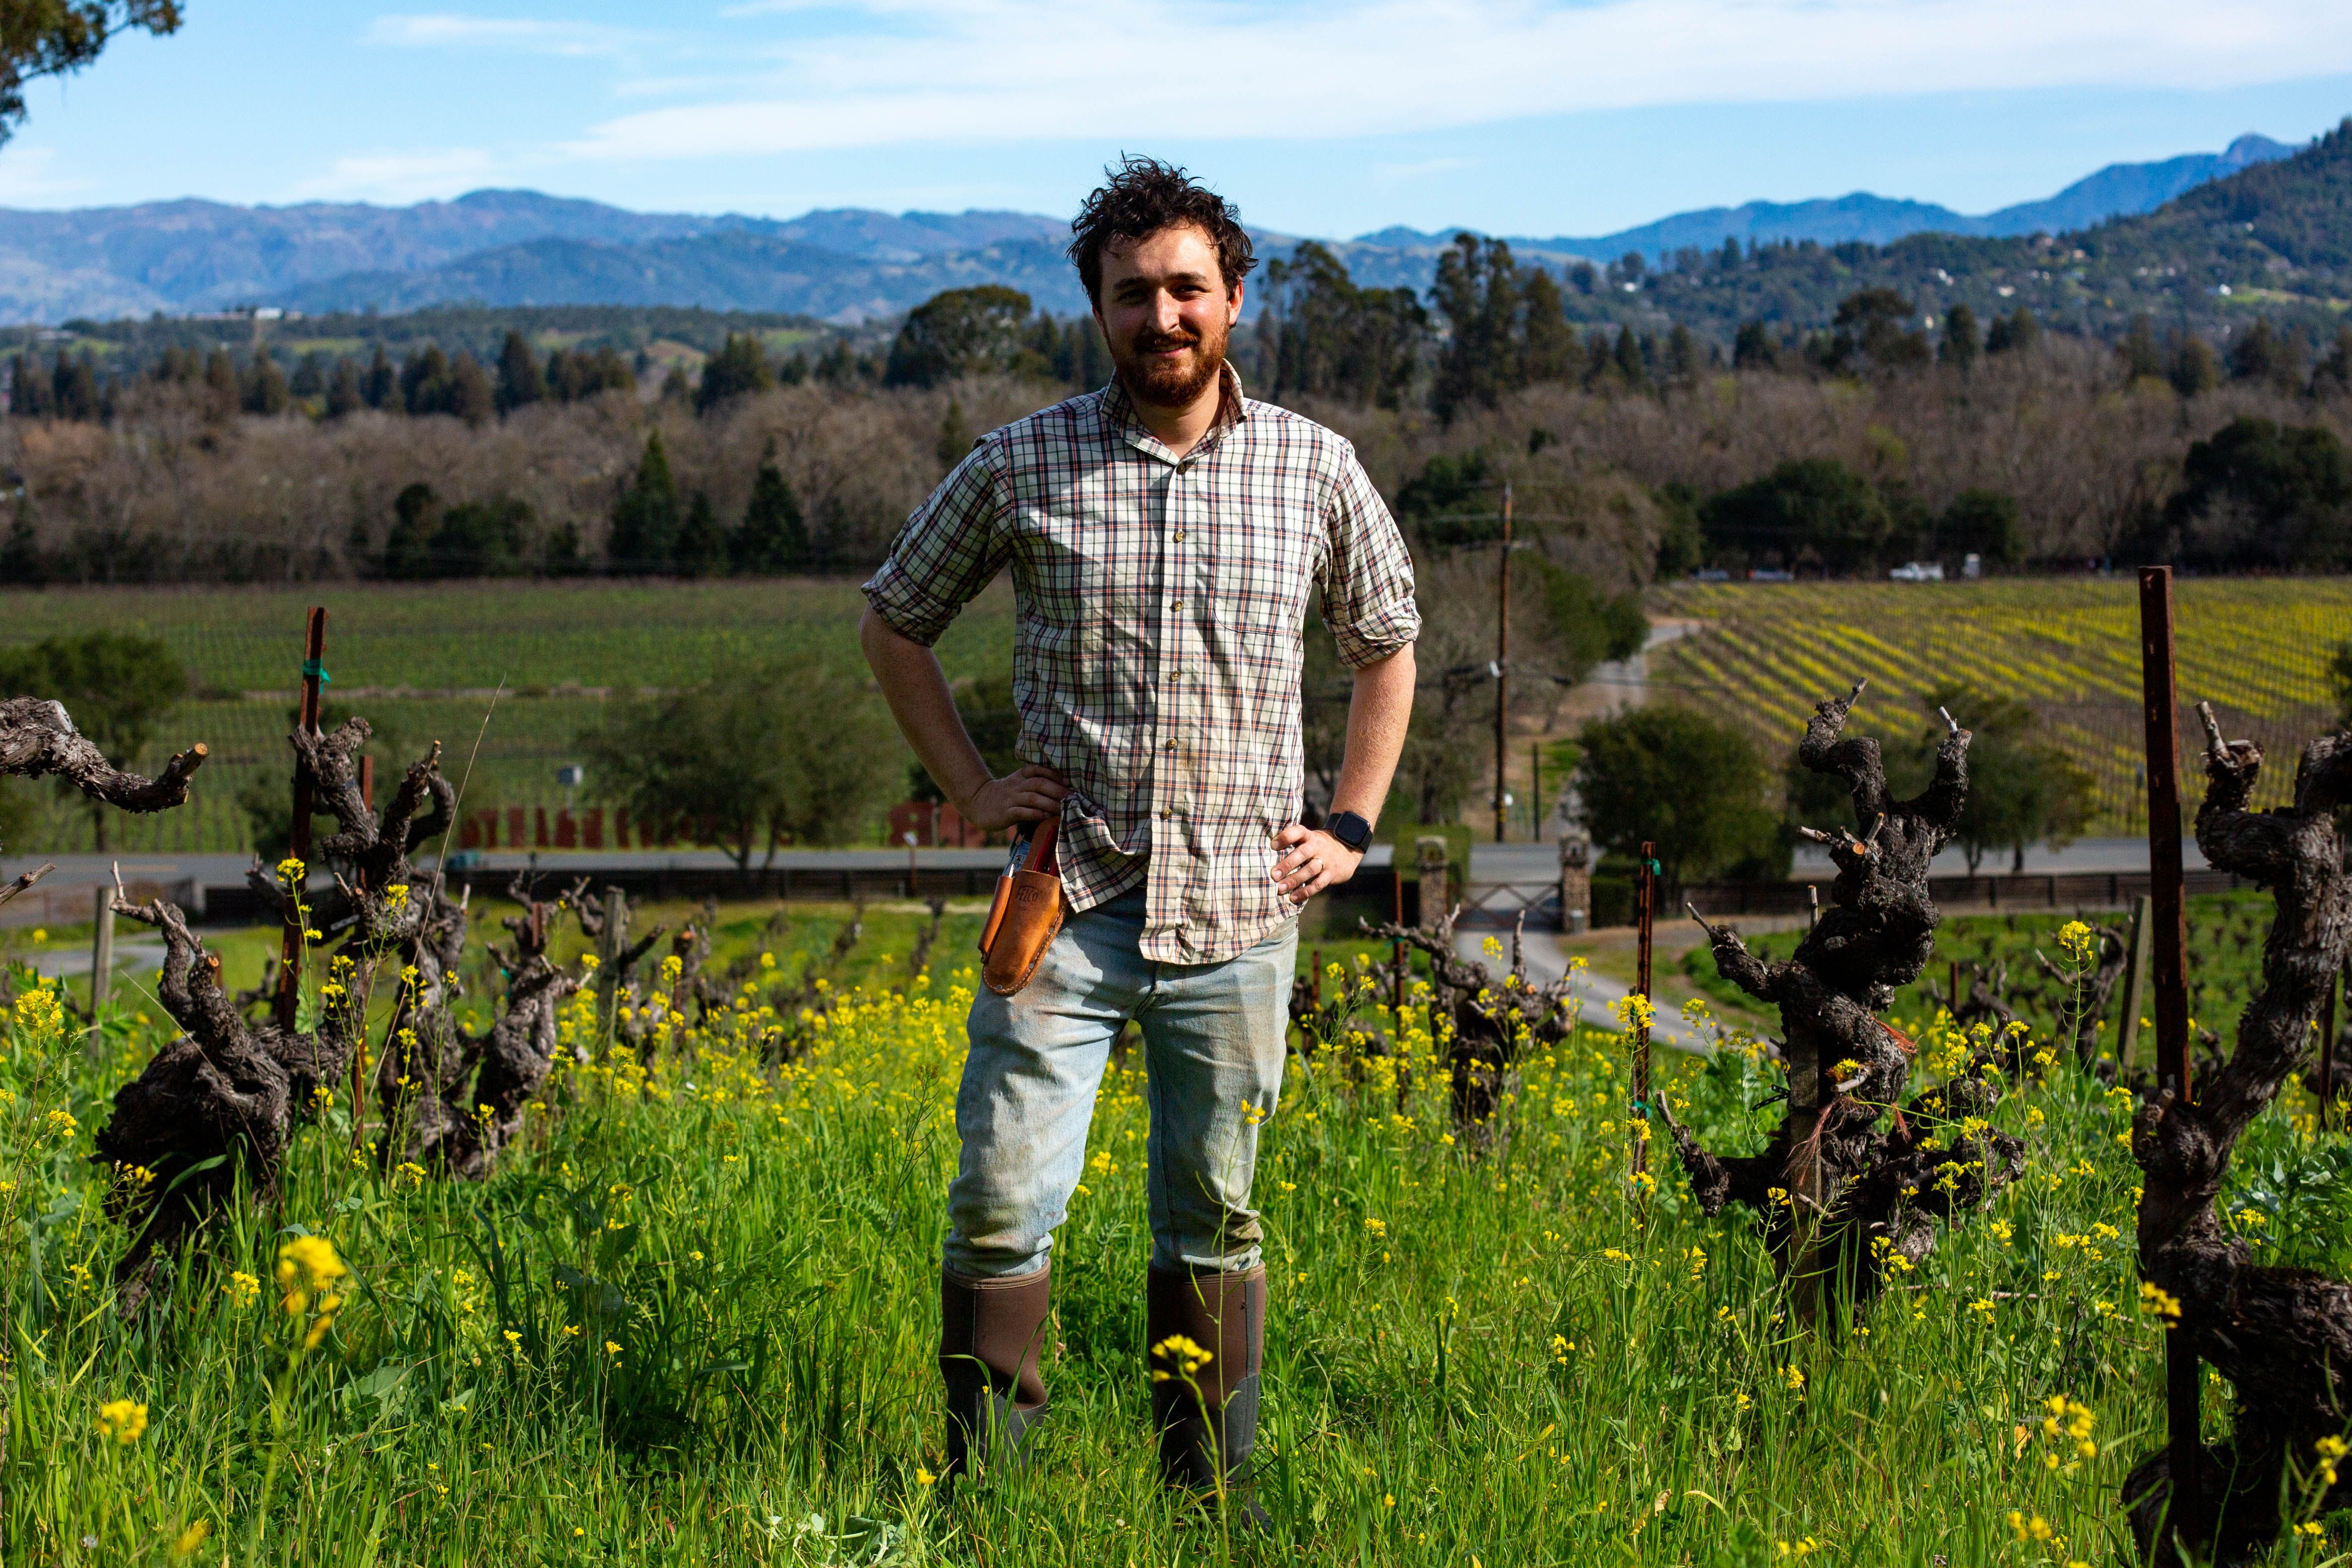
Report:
1129,327,1203,353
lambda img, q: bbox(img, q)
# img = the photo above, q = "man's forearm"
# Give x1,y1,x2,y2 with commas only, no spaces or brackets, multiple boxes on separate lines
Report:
1330,645,1415,822
859,607,991,808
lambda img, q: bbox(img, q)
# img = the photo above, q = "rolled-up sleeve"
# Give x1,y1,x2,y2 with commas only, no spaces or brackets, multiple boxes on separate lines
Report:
1318,449,1421,669
861,439,1008,646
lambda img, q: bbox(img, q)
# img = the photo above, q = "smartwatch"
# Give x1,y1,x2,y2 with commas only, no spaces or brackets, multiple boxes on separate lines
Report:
1325,809,1373,854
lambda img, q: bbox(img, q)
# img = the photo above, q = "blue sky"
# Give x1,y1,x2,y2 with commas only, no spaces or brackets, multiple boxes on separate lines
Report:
4,1,2350,240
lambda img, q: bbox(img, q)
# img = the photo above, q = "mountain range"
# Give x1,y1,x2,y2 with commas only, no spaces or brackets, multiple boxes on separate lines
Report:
1358,134,2294,258
0,132,2306,326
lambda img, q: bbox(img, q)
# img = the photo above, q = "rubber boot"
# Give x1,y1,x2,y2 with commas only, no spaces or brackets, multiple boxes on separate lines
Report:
939,1265,1052,1484
1146,1263,1267,1521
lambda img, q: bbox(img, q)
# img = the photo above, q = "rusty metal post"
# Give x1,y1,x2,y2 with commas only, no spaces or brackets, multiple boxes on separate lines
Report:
275,607,327,1033
2139,565,2203,1552
1633,840,1654,1182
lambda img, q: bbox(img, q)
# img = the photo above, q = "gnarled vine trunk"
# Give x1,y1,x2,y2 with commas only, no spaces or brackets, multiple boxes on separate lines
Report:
2122,708,2352,1566
94,718,450,1297
1362,909,1578,1146
1663,681,2022,1320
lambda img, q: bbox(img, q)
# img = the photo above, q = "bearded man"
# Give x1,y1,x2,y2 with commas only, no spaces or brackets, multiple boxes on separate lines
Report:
859,156,1418,1511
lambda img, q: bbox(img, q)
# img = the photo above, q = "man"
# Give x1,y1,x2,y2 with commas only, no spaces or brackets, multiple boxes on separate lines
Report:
859,157,1418,1509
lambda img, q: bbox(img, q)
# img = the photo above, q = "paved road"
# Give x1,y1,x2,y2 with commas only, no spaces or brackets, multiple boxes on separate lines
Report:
1474,836,2206,884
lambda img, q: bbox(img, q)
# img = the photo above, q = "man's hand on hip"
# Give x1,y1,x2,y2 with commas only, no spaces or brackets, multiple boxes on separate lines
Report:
1271,824,1361,905
959,764,1070,831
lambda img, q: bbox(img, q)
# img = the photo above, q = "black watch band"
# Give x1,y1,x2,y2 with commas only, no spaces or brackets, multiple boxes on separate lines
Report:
1325,810,1373,853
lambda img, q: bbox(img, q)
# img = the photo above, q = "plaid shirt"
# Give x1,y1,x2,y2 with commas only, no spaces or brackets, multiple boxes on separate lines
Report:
863,368,1420,963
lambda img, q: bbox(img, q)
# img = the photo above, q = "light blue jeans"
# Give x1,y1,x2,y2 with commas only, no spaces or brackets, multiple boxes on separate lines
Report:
945,888,1297,1281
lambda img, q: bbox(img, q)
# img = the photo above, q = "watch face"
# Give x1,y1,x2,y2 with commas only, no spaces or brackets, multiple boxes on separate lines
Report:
1330,811,1370,851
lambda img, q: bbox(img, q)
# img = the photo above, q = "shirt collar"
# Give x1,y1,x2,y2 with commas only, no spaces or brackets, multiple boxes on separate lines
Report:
1099,361,1248,461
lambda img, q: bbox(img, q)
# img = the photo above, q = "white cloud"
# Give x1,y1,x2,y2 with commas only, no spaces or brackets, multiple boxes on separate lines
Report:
288,148,501,203
0,146,88,203
560,0,2352,159
1373,157,1476,182
365,14,652,58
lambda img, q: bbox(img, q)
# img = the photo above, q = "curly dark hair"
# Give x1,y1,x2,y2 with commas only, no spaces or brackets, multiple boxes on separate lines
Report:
1068,155,1256,307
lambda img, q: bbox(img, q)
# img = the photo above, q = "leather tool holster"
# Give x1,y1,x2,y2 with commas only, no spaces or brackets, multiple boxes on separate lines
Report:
980,816,1064,997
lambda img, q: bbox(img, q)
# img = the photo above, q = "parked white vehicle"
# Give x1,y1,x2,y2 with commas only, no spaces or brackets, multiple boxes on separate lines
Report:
1888,561,1945,582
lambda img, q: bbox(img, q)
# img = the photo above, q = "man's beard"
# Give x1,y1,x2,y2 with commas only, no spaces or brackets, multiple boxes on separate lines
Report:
1110,314,1229,409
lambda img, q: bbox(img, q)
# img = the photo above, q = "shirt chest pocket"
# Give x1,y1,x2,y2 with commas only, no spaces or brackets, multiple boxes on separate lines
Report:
1011,478,1161,629
1191,482,1319,632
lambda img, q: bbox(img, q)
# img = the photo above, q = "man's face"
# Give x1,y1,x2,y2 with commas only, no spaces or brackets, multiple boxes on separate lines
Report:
1093,224,1241,410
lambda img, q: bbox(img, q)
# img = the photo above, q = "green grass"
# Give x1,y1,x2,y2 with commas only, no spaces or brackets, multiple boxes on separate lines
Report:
9,900,2344,1565
0,578,1016,855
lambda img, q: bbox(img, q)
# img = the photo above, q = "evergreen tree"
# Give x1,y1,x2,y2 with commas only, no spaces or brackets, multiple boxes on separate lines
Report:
2317,326,2352,397
54,350,102,419
659,363,692,404
1664,321,1701,384
241,351,288,416
203,347,238,410
361,343,396,409
1733,320,1781,371
1429,234,1524,420
289,350,327,400
1939,304,1980,370
447,352,495,426
325,355,364,419
1258,242,1425,408
381,482,436,579
1983,307,2040,355
936,398,973,470
2230,317,2281,382
2119,313,2163,381
608,429,679,574
2168,332,2224,397
1519,270,1580,385
1717,236,1742,271
696,332,773,411
730,440,808,576
884,286,1032,389
673,490,728,576
1613,326,1645,386
0,495,42,584
401,345,451,415
496,329,544,413
9,350,48,416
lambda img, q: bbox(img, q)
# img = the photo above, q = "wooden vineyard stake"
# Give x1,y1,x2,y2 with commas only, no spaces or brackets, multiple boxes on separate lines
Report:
2138,565,2203,1551
88,883,114,1051
2116,893,2152,1073
275,607,328,1034
348,753,374,1139
1632,839,1654,1184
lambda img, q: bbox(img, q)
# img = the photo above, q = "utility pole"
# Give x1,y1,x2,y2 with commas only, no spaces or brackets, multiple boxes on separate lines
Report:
1492,481,1513,844
2138,565,2202,1553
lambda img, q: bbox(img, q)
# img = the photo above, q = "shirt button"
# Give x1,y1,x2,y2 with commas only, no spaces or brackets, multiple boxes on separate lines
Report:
1174,530,1185,541
1170,599,1182,611
1164,740,1177,752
